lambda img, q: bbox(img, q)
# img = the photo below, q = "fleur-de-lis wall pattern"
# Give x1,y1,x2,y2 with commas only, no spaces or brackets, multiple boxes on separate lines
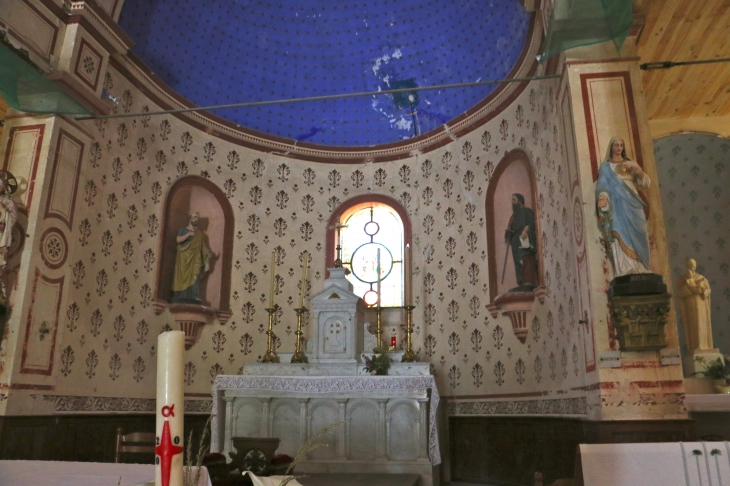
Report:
50,66,587,407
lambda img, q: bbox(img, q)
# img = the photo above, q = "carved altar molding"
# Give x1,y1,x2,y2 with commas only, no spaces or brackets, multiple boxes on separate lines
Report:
211,374,441,465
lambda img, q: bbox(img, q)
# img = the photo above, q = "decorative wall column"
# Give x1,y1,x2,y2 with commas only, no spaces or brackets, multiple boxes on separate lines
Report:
0,115,92,414
560,36,686,421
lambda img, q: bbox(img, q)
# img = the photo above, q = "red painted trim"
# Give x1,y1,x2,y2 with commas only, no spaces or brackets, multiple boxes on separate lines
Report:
20,268,64,375
9,383,55,390
155,176,234,312
73,38,104,91
630,380,684,388
39,228,68,270
105,13,540,163
445,391,557,400
325,194,413,281
110,0,122,18
485,149,543,302
580,71,644,181
44,128,85,228
3,124,46,215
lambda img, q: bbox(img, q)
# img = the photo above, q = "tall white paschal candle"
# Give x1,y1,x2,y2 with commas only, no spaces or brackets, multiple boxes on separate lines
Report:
156,331,185,486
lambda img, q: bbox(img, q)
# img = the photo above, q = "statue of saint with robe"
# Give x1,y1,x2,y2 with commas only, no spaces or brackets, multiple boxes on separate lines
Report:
504,193,538,291
171,212,210,304
676,258,713,352
596,137,652,276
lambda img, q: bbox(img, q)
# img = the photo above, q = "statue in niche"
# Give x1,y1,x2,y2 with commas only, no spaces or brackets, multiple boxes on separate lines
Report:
676,258,713,352
504,193,538,291
596,137,652,276
171,212,211,304
0,177,17,304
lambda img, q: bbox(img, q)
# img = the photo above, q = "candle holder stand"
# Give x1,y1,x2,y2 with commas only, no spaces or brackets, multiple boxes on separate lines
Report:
262,307,280,363
375,306,383,350
402,305,417,362
291,307,309,363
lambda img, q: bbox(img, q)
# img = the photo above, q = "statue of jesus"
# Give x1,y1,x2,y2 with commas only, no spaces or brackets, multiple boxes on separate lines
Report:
171,212,211,304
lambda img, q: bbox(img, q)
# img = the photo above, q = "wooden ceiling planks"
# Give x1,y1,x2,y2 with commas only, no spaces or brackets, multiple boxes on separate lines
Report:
636,0,730,120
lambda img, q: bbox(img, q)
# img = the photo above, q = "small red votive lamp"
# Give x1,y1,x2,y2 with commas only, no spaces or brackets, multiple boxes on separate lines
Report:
391,336,396,347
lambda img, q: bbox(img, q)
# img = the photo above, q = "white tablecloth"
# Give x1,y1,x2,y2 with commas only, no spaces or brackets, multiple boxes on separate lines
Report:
0,461,211,486
579,442,730,486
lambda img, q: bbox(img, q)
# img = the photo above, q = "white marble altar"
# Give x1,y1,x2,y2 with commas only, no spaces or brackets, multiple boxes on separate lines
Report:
211,375,440,486
211,269,440,486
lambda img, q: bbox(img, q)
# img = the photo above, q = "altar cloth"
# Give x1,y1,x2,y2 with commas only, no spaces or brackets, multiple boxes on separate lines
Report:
579,442,730,486
0,460,210,486
211,374,441,465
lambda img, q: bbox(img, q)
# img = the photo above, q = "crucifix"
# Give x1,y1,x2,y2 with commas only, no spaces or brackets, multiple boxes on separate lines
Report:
328,223,348,268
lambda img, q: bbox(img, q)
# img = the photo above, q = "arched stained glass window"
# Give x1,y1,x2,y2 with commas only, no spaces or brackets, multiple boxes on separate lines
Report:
338,203,404,307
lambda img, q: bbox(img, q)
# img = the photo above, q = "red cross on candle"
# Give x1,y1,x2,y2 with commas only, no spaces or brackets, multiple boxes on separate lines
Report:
155,419,183,486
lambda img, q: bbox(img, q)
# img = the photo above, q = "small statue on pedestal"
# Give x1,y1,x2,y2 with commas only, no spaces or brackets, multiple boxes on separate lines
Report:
504,193,538,292
676,258,715,355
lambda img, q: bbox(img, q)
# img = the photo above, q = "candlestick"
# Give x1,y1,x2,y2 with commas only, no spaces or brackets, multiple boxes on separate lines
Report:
262,307,279,363
376,306,383,350
298,256,308,308
402,305,417,362
156,331,185,486
269,251,276,309
291,307,308,363
404,244,412,307
376,248,381,309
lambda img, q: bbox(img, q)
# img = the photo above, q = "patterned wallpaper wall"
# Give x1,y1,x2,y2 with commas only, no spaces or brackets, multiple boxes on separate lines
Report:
49,66,588,413
654,134,730,355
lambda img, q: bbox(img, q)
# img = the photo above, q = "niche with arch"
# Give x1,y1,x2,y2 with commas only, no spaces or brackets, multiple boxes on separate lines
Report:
485,149,545,342
154,176,234,345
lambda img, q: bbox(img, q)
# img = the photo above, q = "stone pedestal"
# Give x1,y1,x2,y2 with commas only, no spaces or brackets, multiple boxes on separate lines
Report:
168,303,216,349
609,274,671,352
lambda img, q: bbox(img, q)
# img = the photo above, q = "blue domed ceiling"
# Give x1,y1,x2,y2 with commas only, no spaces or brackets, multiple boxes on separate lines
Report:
118,1,530,147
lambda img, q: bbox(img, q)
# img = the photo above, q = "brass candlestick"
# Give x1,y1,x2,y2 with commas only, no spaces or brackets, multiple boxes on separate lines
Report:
375,306,383,350
401,305,417,362
291,307,308,363
262,306,280,363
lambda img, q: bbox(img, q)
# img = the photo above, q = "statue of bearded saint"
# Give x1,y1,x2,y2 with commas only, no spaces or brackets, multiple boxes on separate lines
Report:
171,212,211,304
596,137,652,277
0,178,17,303
504,193,538,291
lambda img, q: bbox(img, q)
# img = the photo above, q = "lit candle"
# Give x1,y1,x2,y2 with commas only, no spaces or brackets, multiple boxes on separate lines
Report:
269,251,276,309
298,254,308,308
404,244,412,306
376,248,381,308
156,331,185,486
391,335,397,348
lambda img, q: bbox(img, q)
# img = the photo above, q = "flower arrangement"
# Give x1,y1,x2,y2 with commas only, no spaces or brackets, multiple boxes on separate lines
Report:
363,347,392,375
695,356,730,382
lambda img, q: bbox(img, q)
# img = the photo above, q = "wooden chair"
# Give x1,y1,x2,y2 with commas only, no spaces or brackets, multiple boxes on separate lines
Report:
115,427,156,463
535,472,575,486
